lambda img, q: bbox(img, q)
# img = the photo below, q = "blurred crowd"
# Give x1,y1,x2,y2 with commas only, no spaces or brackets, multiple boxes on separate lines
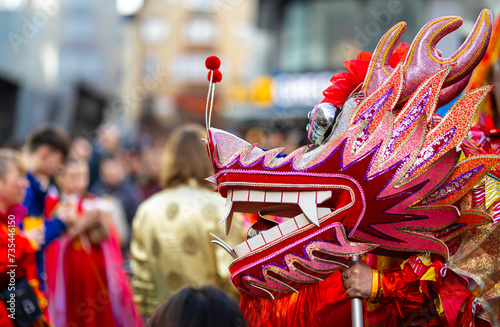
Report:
0,122,258,327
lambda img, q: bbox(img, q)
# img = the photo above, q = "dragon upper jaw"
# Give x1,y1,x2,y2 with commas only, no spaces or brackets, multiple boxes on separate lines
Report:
212,187,360,260
221,189,334,228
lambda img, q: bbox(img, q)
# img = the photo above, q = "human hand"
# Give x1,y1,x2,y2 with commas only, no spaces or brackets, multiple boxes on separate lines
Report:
24,225,45,248
57,206,77,227
81,209,102,230
340,260,374,299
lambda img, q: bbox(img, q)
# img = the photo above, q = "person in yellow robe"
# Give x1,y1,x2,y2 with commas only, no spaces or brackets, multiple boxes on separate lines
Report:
130,124,244,318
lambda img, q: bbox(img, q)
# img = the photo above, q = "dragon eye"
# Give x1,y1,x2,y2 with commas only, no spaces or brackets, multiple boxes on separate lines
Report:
306,103,342,146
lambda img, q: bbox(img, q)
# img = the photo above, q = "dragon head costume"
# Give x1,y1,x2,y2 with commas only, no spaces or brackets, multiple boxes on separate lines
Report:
204,9,499,317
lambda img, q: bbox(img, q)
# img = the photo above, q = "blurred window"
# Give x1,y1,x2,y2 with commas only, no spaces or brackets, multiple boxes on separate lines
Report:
68,0,93,11
0,0,26,11
59,49,104,83
183,16,218,45
142,54,160,80
61,14,97,45
140,17,169,45
183,0,213,12
171,53,211,84
276,0,421,72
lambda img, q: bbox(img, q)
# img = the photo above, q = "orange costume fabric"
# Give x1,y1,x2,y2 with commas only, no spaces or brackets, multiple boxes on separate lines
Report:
0,211,49,327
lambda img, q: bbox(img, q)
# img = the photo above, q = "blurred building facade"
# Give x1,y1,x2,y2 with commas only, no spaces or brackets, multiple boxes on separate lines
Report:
120,0,259,136
0,0,123,144
1,0,499,145
226,0,500,134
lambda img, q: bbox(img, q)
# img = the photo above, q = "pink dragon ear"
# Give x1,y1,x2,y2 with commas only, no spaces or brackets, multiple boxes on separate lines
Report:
362,9,492,107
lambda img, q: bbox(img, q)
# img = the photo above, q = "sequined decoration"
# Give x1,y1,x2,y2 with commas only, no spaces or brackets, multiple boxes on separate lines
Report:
473,183,486,206
485,174,500,209
448,223,500,327
383,87,430,159
422,165,483,205
403,127,456,179
493,202,500,224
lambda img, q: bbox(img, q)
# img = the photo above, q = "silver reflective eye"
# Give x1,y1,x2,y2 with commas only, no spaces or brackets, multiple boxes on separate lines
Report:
306,103,342,146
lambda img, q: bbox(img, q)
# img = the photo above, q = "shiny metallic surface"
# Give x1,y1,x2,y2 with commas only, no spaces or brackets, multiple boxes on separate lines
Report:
306,103,342,146
350,255,364,327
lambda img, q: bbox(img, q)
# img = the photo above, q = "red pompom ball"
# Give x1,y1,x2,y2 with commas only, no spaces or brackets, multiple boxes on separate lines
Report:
208,69,223,83
205,56,221,70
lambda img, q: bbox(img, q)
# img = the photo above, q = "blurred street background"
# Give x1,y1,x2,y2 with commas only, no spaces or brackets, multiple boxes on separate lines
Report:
0,0,498,152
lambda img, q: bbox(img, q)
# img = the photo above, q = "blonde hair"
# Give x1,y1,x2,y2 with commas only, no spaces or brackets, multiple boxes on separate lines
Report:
160,124,213,189
0,149,26,179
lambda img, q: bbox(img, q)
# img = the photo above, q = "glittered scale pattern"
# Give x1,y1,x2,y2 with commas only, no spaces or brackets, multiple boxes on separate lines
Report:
422,165,484,205
207,61,495,259
203,11,500,299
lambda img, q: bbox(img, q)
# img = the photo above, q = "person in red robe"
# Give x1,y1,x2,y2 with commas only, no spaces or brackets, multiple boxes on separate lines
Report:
0,149,50,327
44,157,143,327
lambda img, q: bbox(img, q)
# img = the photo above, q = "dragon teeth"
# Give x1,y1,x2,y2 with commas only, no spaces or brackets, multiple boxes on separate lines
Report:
220,189,333,236
298,192,319,227
232,207,332,257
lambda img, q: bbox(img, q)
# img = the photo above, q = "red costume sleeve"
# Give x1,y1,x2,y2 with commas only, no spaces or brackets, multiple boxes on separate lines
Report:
0,224,50,326
378,253,476,326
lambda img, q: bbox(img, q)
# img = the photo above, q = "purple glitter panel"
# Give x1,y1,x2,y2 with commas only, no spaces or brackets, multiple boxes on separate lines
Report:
422,164,484,205
353,89,393,150
384,87,431,158
355,88,393,125
404,126,457,179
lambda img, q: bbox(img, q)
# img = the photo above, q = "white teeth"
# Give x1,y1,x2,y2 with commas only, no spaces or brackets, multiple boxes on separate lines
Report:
210,233,236,259
232,189,249,201
219,191,233,224
264,191,282,202
282,191,299,203
218,189,334,255
232,207,332,258
260,226,282,243
249,190,265,202
298,192,319,227
219,191,234,235
247,233,266,250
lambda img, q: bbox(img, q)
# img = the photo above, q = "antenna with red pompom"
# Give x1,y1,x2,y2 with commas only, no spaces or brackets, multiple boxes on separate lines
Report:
205,56,222,134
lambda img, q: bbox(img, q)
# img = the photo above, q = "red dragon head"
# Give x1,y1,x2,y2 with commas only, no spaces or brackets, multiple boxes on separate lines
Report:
205,10,499,299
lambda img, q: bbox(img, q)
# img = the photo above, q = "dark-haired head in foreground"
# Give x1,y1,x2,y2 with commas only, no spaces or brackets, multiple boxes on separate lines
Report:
147,286,248,327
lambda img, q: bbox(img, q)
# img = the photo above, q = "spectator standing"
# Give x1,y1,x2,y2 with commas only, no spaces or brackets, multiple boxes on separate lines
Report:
44,158,142,327
21,125,72,290
130,124,245,318
0,149,50,326
90,155,142,253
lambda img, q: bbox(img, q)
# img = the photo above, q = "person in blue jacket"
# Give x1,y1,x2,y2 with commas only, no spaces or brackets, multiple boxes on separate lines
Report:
21,124,73,291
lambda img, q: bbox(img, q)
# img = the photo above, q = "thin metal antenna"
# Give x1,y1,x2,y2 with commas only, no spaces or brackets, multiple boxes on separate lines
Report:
205,70,213,137
208,81,216,133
